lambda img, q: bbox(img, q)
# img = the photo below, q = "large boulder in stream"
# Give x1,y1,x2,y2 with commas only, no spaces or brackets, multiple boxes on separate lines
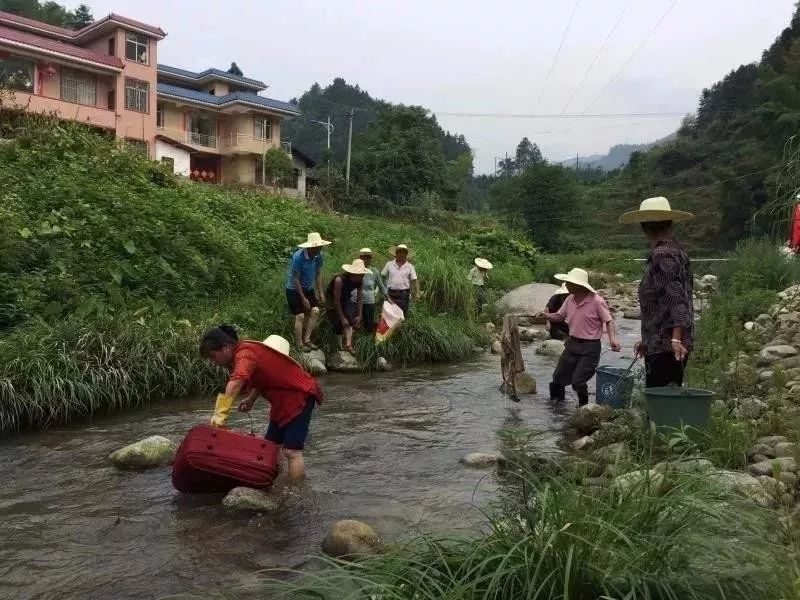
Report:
222,487,279,513
108,435,176,469
536,339,565,357
496,283,560,316
321,520,382,559
460,452,502,468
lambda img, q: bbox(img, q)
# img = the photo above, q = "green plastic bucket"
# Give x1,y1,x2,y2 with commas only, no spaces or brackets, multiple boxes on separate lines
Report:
644,387,715,431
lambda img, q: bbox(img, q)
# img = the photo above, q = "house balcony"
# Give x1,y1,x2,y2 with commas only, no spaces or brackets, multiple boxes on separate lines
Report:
9,91,117,130
156,126,221,154
221,131,279,155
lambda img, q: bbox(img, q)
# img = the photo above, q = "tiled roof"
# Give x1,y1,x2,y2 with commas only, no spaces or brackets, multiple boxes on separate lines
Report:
158,64,266,90
0,23,123,69
157,83,300,115
0,10,164,41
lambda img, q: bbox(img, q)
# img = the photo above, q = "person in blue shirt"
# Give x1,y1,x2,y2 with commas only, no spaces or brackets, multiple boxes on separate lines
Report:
354,248,388,333
285,232,331,350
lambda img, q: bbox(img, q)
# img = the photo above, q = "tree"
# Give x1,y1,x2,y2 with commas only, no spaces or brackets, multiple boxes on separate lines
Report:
497,157,515,177
67,3,93,28
514,137,544,173
260,148,293,188
227,62,244,76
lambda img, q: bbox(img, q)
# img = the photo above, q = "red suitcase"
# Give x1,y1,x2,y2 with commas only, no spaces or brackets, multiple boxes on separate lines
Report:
172,424,281,494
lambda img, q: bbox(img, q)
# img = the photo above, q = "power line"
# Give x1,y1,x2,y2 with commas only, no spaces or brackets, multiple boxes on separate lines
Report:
535,0,582,110
433,111,689,119
560,0,633,115
583,0,679,114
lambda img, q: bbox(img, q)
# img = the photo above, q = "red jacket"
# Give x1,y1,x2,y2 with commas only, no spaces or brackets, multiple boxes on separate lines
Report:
791,204,800,251
229,341,323,426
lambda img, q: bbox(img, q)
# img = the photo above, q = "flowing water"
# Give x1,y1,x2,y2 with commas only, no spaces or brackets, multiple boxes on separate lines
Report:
0,320,639,599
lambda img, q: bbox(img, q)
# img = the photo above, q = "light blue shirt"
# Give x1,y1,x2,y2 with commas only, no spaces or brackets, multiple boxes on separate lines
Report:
352,266,387,304
285,249,323,290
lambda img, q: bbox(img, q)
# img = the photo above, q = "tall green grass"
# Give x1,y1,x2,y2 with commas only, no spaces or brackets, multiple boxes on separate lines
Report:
419,258,476,318
245,460,796,599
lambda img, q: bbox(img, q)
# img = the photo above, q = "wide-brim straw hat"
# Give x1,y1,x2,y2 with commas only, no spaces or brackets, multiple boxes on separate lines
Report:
556,283,569,295
474,257,493,270
554,268,596,294
618,196,694,224
389,244,415,259
298,232,332,248
357,247,373,256
262,334,301,366
342,258,369,275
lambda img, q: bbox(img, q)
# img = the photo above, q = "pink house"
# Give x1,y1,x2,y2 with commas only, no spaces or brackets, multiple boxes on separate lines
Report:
0,11,306,194
0,11,163,156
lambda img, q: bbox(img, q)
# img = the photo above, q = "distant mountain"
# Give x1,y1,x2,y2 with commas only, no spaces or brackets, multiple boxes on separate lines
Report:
560,134,676,171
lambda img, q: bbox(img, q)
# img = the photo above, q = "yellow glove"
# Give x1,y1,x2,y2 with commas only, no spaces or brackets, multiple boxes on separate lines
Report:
210,393,234,427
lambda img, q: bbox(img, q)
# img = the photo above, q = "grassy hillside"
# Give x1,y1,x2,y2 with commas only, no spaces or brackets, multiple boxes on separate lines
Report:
0,112,536,431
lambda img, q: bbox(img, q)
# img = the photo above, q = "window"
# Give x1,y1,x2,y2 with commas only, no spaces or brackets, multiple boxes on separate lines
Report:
189,114,216,147
253,116,272,140
125,32,149,64
107,90,116,111
161,156,175,170
60,68,96,106
0,56,34,93
108,37,115,56
156,102,164,128
125,78,149,113
289,168,301,189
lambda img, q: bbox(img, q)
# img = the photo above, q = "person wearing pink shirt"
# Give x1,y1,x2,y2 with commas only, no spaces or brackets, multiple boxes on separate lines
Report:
538,268,621,405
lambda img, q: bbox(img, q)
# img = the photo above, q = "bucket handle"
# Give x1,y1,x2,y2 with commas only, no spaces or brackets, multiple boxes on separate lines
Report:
607,355,640,403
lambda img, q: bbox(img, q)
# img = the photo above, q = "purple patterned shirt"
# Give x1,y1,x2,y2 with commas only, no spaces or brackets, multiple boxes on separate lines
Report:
638,239,694,355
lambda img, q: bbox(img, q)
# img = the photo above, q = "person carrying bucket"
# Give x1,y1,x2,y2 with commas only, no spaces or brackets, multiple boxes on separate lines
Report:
537,268,621,405
199,326,324,481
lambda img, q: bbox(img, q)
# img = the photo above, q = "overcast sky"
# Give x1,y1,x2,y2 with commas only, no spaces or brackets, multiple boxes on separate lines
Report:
66,0,796,172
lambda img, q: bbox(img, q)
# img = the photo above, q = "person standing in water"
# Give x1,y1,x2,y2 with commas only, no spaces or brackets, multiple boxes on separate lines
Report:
356,248,388,333
468,257,493,312
544,284,570,341
538,268,620,405
200,326,323,481
326,259,368,352
285,232,331,351
381,244,420,317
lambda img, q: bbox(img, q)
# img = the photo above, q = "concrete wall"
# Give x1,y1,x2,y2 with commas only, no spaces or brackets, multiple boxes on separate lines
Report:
155,139,190,176
221,154,256,184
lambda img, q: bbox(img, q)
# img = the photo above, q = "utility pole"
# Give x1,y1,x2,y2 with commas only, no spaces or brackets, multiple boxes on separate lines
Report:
345,108,354,192
311,116,334,184
576,153,579,170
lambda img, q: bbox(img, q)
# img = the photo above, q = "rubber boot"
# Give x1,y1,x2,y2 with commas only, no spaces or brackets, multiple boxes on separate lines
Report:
210,393,234,427
549,382,566,401
575,385,589,407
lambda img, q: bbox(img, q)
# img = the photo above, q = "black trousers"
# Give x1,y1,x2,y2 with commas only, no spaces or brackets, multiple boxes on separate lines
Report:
388,289,410,317
362,303,377,333
552,338,602,391
645,352,688,388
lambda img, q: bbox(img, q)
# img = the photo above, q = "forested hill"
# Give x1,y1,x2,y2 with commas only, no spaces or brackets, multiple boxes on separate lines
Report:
566,5,800,250
282,78,471,165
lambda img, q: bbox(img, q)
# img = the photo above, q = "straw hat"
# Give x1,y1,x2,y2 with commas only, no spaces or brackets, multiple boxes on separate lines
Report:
618,196,694,224
474,258,493,270
262,334,301,366
556,283,569,295
342,258,369,275
554,268,595,293
298,232,332,248
389,244,415,259
357,247,373,256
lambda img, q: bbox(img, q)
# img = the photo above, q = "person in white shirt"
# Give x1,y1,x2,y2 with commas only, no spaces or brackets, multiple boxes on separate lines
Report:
381,244,420,317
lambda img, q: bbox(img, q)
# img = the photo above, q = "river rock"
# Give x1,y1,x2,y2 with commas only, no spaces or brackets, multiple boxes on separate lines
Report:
700,274,718,290
569,403,613,435
653,458,714,474
485,322,496,334
591,441,628,465
779,471,799,489
460,452,502,468
613,469,664,494
536,339,565,357
708,470,774,507
327,351,361,373
490,340,502,354
496,283,560,316
519,327,548,342
572,436,595,451
108,435,176,469
303,348,326,365
376,357,392,372
774,442,798,457
758,435,789,446
222,487,278,512
757,370,774,382
778,355,800,370
308,358,328,376
321,520,382,559
734,397,768,420
515,372,537,394
757,475,788,499
748,457,798,477
759,345,799,366
748,443,776,460
622,306,641,320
